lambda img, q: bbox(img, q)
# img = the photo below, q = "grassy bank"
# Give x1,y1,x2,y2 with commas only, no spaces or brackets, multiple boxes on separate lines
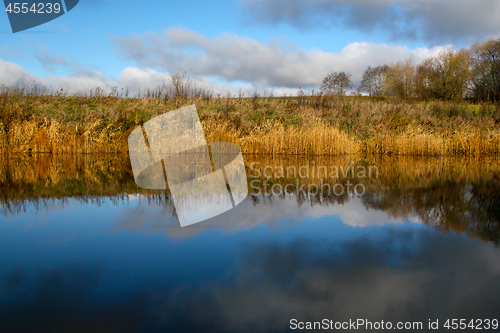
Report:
1,85,500,156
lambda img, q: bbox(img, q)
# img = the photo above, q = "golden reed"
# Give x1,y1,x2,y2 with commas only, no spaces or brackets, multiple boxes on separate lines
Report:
2,117,499,156
1,84,499,156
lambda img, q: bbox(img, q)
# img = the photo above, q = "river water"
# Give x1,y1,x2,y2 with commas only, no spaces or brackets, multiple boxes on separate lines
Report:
0,154,499,332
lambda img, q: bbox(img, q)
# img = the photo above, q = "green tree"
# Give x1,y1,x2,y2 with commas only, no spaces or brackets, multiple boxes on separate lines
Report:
415,48,471,101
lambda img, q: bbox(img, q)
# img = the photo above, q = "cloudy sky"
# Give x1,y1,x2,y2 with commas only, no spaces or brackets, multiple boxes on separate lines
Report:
1,0,499,95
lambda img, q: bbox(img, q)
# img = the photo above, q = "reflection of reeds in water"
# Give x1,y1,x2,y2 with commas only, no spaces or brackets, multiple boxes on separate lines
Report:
1,153,499,244
246,154,500,189
1,154,499,202
0,154,138,215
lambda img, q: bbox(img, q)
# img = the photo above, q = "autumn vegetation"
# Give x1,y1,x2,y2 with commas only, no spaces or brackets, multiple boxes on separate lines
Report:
1,153,499,244
356,38,500,102
0,38,499,157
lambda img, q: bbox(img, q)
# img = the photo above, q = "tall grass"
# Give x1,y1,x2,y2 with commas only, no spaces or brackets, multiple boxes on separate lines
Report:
1,83,500,156
203,119,360,155
3,118,120,154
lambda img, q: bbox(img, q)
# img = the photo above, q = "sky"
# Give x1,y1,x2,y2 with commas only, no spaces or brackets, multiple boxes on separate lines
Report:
1,0,500,96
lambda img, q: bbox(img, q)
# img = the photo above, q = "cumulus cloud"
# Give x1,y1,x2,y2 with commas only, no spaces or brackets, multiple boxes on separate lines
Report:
0,25,448,95
1,28,448,94
0,58,116,92
111,27,447,90
240,0,500,44
0,60,39,87
0,58,253,96
0,28,444,96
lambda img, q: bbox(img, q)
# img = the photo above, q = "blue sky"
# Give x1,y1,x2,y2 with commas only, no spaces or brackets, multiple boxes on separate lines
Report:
1,0,499,95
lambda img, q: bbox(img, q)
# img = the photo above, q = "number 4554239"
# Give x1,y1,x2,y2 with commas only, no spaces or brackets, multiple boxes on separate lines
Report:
444,319,499,330
5,2,61,14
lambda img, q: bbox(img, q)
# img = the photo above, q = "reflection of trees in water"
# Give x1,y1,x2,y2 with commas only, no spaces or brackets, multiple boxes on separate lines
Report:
1,196,127,216
362,183,500,245
247,191,347,210
249,183,351,208
1,154,500,244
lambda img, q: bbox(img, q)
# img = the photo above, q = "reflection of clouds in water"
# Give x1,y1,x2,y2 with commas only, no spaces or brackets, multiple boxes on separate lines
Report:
2,229,499,332
127,194,142,201
198,232,500,331
330,200,420,227
114,194,418,239
0,264,152,333
114,198,177,236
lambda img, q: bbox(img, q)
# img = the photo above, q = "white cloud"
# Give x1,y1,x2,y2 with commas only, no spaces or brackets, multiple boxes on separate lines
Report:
114,194,415,240
0,59,39,86
0,59,248,96
1,57,265,97
112,27,448,90
1,27,447,95
0,58,117,93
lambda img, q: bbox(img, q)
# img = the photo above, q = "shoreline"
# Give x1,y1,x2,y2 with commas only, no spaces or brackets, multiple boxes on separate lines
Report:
1,91,499,156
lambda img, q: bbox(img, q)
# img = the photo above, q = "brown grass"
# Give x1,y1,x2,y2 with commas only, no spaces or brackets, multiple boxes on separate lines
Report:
1,84,500,156
4,118,124,154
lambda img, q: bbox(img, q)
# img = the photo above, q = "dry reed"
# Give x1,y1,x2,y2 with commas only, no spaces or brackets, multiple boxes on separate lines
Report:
1,84,500,156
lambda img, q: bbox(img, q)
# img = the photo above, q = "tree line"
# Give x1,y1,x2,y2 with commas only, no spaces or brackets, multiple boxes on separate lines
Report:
321,38,500,102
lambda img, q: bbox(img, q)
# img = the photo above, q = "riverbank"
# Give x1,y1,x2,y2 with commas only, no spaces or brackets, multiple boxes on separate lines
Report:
1,86,499,156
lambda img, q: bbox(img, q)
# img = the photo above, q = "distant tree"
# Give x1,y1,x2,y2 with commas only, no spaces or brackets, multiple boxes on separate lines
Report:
360,66,375,96
385,59,416,99
415,48,471,101
470,39,500,102
360,65,389,96
321,71,352,96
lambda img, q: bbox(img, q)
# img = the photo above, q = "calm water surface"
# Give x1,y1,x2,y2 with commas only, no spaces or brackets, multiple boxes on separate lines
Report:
0,154,499,332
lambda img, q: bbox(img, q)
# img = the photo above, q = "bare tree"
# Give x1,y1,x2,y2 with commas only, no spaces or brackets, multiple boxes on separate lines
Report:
470,39,500,102
321,71,352,96
360,65,389,96
385,59,416,99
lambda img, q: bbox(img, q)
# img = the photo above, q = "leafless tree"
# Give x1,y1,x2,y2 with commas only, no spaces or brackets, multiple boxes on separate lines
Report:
321,71,352,96
470,39,500,102
360,65,389,96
